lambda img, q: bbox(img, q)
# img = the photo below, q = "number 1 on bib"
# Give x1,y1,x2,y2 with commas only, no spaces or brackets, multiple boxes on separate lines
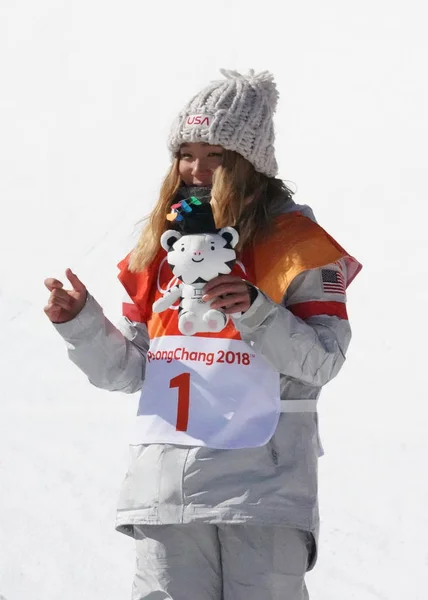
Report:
169,373,191,431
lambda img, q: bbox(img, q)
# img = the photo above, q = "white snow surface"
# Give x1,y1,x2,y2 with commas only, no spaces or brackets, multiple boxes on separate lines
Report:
1,1,427,598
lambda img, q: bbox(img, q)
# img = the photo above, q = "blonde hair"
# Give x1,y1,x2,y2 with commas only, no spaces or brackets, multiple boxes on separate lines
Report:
128,150,293,272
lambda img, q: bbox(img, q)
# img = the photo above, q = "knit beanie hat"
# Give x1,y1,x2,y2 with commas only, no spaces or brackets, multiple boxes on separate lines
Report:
168,69,279,178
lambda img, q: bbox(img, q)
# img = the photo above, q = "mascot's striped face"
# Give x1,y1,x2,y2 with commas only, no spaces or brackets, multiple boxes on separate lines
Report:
160,227,239,284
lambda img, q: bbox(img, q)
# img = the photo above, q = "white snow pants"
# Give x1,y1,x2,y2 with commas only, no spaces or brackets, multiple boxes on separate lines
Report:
132,524,313,600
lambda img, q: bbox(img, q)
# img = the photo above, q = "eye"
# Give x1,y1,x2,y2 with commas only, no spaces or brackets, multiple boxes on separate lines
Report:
179,153,192,159
211,245,215,251
181,247,185,252
208,152,223,158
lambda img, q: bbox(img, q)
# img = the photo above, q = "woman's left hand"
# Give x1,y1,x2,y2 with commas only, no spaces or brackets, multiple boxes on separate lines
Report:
202,275,252,314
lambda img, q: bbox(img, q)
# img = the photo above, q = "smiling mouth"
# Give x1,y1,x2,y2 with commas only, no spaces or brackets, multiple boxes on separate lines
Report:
192,258,204,263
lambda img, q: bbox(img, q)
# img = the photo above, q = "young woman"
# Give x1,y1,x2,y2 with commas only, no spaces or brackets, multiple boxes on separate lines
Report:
44,69,361,600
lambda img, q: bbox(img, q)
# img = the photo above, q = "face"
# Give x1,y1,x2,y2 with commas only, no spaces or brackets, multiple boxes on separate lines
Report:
178,142,224,186
163,231,237,284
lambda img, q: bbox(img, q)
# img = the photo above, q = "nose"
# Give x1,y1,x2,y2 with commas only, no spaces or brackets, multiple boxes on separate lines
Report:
193,250,202,255
191,158,209,175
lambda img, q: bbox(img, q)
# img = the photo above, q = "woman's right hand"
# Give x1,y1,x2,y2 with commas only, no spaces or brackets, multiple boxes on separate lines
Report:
44,268,88,324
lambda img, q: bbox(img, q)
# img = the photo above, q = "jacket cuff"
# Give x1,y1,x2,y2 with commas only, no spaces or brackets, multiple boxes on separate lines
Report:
232,287,277,332
52,294,104,341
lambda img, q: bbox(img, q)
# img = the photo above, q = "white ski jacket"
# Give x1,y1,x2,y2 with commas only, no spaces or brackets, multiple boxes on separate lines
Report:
52,200,360,570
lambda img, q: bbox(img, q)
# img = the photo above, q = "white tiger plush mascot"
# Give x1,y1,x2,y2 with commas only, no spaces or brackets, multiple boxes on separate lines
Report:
152,226,240,336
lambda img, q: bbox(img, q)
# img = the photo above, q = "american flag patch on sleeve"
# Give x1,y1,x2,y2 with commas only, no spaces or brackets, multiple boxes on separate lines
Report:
321,269,346,295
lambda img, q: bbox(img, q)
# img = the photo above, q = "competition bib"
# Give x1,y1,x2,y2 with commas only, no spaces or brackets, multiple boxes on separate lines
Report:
132,335,281,449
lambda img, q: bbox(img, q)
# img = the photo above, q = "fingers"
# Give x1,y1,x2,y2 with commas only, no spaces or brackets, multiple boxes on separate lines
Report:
203,276,250,312
47,289,73,311
44,268,86,294
202,282,248,302
43,303,62,320
44,269,86,323
65,268,86,293
203,275,243,294
209,292,249,311
44,278,64,292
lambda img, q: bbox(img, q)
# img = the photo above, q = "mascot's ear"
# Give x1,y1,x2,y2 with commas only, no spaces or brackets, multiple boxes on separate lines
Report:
218,226,239,249
160,230,182,251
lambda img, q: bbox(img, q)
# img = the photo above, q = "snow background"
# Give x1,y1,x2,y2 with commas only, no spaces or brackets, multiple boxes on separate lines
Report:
1,0,427,598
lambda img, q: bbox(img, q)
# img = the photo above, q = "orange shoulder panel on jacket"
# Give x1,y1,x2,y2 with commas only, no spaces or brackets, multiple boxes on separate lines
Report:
252,213,362,303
